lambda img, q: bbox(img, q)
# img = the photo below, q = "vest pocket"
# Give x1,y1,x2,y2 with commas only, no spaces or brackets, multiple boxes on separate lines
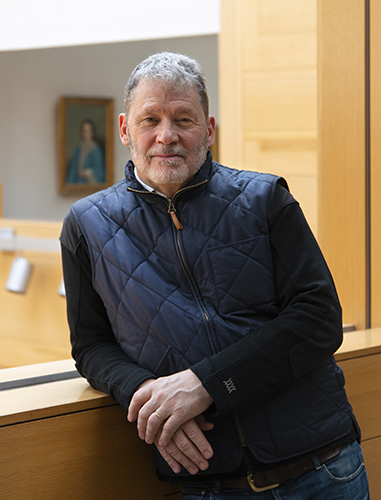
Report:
207,236,276,315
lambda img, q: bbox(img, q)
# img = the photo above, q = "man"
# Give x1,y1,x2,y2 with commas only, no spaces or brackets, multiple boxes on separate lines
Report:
60,52,370,499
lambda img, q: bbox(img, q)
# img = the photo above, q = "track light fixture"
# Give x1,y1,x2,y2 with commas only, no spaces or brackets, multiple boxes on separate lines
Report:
6,255,33,294
0,226,64,296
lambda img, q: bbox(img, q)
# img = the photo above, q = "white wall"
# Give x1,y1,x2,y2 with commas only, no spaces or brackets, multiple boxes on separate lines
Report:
0,0,219,51
0,35,218,221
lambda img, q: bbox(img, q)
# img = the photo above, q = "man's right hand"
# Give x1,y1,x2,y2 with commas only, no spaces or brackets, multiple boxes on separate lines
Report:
154,415,214,475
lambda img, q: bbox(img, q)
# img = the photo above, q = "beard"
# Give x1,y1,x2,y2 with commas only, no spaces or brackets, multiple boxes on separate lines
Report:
128,131,209,189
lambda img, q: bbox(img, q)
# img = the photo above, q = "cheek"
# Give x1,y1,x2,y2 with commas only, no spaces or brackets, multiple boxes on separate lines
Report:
130,131,154,152
183,130,208,150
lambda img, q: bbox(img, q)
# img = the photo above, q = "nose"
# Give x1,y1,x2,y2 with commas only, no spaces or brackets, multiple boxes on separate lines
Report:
156,119,179,145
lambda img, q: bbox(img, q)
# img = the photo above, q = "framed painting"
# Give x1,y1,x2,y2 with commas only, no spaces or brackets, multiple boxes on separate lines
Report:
58,97,114,195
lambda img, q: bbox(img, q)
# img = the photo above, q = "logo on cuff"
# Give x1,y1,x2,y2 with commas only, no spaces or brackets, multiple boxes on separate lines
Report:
223,377,237,394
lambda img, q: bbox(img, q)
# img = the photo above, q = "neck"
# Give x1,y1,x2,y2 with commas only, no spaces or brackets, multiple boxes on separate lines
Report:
134,168,185,198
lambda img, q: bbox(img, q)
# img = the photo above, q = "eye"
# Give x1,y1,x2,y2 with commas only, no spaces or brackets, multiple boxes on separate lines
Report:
176,118,192,125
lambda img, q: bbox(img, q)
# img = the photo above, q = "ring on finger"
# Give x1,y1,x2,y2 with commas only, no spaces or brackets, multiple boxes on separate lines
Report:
154,411,165,422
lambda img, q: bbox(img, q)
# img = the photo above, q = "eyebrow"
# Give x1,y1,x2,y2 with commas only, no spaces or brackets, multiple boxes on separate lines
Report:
139,103,197,116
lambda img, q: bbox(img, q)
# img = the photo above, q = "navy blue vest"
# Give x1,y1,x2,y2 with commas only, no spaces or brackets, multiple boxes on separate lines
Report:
70,155,354,476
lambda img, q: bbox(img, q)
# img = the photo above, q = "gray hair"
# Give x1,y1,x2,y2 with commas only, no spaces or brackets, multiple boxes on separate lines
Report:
124,52,209,119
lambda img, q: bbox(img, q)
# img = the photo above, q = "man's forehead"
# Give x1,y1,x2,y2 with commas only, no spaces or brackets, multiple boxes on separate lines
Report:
132,77,198,102
126,81,203,120
137,77,194,95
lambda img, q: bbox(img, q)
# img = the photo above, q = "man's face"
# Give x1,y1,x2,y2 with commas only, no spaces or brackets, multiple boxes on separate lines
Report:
119,79,215,197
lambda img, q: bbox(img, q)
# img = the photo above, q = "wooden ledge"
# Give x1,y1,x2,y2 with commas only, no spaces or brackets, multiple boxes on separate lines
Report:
335,328,381,361
0,359,112,427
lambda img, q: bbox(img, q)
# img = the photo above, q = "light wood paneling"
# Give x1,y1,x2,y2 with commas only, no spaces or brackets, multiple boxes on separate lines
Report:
362,437,381,499
338,354,381,441
258,0,317,34
336,328,380,496
242,1,316,71
0,219,70,367
219,0,318,234
335,328,381,361
370,0,381,327
243,70,317,133
244,139,317,230
335,329,381,499
2,329,379,500
318,0,367,329
218,0,243,169
0,369,179,500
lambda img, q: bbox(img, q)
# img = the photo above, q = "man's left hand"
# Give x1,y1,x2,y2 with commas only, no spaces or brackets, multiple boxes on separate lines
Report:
155,416,214,474
127,369,213,447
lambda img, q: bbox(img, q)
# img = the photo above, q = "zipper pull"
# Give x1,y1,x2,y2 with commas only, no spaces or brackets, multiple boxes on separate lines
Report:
168,199,183,230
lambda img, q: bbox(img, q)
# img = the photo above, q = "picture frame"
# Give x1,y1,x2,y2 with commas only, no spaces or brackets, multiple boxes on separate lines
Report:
58,97,114,195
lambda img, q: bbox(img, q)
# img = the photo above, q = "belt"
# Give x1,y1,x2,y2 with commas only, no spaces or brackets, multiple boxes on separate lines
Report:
201,445,343,493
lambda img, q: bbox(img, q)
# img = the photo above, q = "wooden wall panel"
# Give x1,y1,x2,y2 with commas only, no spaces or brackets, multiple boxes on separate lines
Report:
218,0,243,169
336,332,381,499
258,0,317,33
0,367,179,500
318,0,367,329
243,71,317,133
219,0,318,234
0,219,70,367
362,437,381,499
0,406,179,500
244,139,317,230
370,0,381,327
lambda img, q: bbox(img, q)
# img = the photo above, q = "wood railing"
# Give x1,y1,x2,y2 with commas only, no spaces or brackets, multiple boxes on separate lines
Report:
0,329,380,499
0,359,180,500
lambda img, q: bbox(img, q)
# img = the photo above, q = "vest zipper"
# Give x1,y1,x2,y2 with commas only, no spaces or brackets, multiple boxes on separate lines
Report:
128,179,207,232
234,413,247,447
168,198,183,230
168,182,218,354
174,223,218,354
128,179,217,353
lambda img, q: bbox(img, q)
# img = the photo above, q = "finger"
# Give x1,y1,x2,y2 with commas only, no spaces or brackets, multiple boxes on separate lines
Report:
127,378,156,423
157,431,207,475
141,409,166,444
181,419,214,460
154,427,192,475
155,442,182,475
158,444,199,475
127,386,151,423
134,398,161,441
158,412,188,447
195,414,215,432
172,428,210,472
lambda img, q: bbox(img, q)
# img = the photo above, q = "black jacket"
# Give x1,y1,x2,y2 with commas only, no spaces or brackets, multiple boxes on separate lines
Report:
61,154,358,480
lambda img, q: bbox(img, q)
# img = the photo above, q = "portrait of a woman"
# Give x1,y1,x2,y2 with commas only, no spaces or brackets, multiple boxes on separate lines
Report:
66,119,105,184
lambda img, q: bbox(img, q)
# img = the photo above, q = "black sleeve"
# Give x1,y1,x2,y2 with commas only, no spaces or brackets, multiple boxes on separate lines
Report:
61,228,155,412
191,182,343,415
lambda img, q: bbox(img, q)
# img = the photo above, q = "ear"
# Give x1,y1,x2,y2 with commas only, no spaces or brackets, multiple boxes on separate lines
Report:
207,115,216,149
118,113,129,146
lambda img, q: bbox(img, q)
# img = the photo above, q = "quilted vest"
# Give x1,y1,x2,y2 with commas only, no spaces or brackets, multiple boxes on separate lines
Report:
70,155,354,476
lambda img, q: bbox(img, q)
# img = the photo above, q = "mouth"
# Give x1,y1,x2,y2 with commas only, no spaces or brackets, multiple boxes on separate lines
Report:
154,154,183,160
149,148,187,159
149,152,187,165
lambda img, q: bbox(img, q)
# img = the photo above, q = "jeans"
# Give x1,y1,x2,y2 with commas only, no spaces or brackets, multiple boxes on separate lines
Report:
181,441,370,500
